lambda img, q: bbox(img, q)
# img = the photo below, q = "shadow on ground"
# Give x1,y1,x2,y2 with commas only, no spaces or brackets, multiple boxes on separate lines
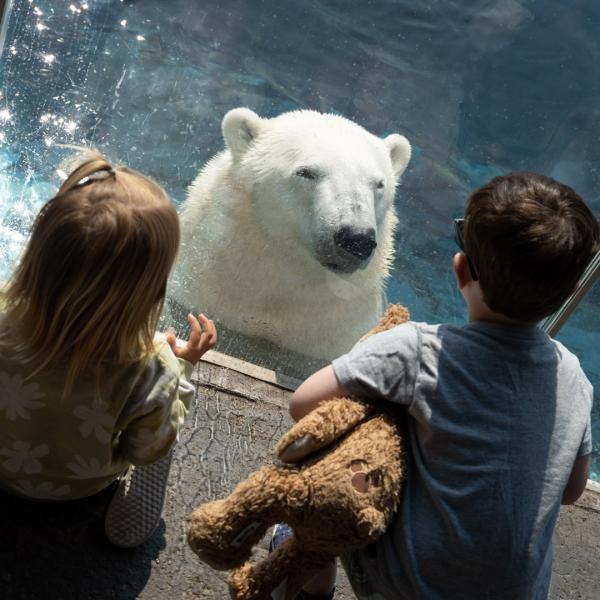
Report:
0,486,165,600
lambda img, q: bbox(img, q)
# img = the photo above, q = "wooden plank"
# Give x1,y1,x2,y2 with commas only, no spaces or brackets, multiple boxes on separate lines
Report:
199,348,302,391
194,358,293,410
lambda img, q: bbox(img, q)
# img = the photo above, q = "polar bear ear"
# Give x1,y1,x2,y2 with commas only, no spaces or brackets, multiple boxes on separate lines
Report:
222,108,264,158
384,134,412,177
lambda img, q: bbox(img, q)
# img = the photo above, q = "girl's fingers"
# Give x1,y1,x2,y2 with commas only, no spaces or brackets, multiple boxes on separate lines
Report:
200,315,217,348
182,313,217,354
197,314,217,340
187,312,201,334
202,316,217,340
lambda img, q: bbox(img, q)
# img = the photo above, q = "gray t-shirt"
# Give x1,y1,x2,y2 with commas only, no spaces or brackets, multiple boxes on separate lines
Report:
333,321,593,600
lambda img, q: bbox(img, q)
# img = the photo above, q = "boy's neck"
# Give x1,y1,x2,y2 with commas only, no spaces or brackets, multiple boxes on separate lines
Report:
468,302,537,328
457,260,538,328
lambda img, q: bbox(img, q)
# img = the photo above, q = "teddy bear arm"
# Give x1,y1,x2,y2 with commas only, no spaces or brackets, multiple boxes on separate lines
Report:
277,396,374,463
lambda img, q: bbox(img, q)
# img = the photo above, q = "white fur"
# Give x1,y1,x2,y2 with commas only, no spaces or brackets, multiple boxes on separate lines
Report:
171,108,411,360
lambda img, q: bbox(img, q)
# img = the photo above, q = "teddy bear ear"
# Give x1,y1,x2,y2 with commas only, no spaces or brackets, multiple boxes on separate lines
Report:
222,108,264,158
383,134,411,178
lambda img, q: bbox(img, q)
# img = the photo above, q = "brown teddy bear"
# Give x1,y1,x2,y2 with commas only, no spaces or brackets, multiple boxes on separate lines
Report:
187,305,410,600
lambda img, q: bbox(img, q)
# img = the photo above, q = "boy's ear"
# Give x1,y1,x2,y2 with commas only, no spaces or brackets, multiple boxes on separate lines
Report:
453,252,472,289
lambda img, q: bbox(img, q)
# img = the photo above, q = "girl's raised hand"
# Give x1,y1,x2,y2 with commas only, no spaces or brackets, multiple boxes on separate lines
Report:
166,313,217,365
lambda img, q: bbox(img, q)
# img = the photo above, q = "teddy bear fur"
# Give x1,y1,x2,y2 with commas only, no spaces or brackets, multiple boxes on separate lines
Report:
187,304,410,600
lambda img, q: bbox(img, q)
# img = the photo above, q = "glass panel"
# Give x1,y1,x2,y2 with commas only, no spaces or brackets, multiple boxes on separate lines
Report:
0,0,599,479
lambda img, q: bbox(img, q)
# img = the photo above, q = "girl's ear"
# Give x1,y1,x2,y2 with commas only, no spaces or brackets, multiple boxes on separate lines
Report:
453,251,473,289
222,108,263,159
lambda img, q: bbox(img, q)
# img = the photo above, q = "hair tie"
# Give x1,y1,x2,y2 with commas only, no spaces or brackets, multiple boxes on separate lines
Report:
77,166,116,186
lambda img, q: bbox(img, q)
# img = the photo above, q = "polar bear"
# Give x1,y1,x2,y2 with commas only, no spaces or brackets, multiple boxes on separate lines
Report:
171,108,411,363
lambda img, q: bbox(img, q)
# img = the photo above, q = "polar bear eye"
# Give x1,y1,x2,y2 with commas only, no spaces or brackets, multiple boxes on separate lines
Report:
295,167,319,181
376,179,385,190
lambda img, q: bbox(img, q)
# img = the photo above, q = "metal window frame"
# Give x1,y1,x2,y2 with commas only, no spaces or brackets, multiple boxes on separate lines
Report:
540,251,600,337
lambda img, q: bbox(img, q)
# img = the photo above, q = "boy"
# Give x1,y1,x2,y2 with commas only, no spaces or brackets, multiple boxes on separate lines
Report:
288,172,600,599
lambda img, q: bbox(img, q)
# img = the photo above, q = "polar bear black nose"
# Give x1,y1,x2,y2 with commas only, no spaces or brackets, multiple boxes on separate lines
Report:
334,226,377,260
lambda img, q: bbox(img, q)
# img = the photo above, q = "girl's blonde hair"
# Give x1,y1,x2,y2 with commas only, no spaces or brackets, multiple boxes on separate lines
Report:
1,153,180,393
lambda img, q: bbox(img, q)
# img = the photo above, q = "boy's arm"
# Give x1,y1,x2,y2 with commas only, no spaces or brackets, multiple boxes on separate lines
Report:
291,323,419,421
289,365,349,422
561,453,590,505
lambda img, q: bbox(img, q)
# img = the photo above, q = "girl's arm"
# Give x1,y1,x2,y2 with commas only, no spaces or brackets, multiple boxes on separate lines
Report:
116,360,193,466
289,365,349,422
116,314,217,466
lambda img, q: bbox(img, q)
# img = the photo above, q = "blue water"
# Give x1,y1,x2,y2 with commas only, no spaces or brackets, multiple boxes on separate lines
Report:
1,0,599,478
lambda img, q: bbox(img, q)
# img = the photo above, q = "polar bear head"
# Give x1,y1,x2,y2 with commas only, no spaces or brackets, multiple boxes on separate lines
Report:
222,108,411,275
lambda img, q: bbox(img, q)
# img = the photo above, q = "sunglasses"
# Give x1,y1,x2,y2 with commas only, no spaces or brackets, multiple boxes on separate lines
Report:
453,218,479,281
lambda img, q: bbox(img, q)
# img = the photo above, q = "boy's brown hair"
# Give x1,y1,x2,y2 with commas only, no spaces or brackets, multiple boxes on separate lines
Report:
464,172,600,322
1,153,180,393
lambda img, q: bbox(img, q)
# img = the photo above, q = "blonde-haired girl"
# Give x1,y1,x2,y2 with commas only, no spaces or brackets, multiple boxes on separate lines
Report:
0,154,216,546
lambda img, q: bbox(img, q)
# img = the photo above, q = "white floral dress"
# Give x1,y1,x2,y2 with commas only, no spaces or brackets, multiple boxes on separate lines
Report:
0,341,194,500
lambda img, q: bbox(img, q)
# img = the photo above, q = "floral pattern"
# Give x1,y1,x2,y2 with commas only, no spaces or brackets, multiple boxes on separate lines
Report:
128,424,173,458
73,398,113,444
0,441,48,473
0,371,45,421
66,455,123,478
0,342,192,500
14,480,70,500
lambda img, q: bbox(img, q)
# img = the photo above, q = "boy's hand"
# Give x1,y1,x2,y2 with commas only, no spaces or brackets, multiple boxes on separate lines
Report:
166,313,217,365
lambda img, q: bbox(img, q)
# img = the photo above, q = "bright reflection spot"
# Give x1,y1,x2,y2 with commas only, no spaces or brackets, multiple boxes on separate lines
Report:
33,7,42,16
64,121,77,133
10,46,16,55
0,109,11,122
136,35,145,41
42,54,56,64
40,113,52,123
82,2,89,9
120,19,127,27
44,137,54,146
69,4,81,14
36,22,48,31
13,201,28,216
0,132,5,143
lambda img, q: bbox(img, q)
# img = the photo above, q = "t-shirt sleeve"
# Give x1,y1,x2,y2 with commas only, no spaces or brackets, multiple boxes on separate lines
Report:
332,322,420,404
116,344,195,466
